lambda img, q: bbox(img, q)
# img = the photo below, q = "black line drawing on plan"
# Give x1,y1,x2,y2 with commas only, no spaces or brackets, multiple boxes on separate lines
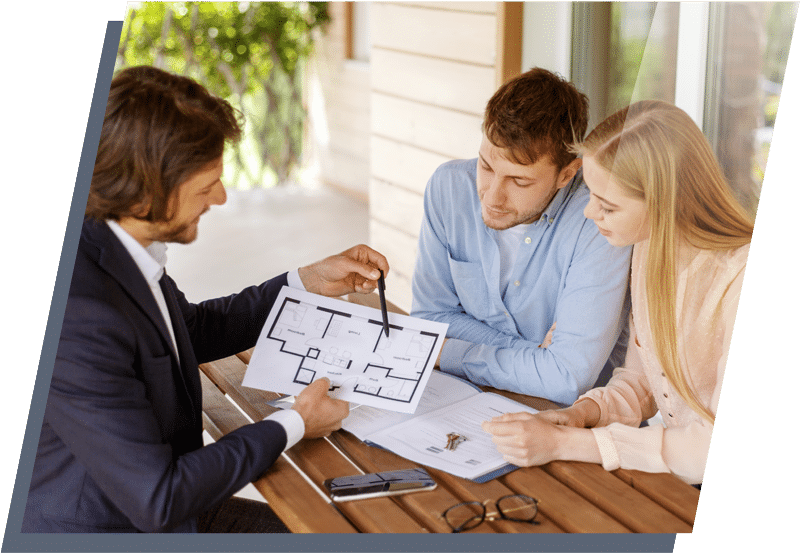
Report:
263,296,439,405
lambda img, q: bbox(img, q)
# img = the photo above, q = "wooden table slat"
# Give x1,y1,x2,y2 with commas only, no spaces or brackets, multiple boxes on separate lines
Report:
236,348,254,365
543,461,693,533
199,373,246,439
200,355,281,421
286,438,429,533
251,458,358,533
500,467,630,533
199,372,357,533
612,468,700,526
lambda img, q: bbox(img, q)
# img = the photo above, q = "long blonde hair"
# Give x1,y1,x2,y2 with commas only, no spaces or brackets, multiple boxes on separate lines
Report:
576,100,753,423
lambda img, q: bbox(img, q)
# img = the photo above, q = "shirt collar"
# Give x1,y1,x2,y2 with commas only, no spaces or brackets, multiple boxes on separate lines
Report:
106,219,168,284
538,167,583,225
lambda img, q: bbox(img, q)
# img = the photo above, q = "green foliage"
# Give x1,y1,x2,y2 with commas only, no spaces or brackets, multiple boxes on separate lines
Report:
607,3,674,113
607,5,645,112
118,2,330,188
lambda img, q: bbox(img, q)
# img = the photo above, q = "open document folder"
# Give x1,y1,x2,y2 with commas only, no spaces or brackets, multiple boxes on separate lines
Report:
270,371,539,483
243,286,448,414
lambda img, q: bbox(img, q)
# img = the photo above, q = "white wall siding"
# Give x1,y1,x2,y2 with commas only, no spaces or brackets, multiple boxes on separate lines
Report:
369,2,507,312
312,2,518,312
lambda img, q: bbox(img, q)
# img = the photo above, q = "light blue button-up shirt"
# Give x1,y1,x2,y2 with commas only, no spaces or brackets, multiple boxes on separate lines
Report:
411,159,631,405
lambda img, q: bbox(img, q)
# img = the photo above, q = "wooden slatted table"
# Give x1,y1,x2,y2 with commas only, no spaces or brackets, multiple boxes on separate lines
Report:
198,293,700,534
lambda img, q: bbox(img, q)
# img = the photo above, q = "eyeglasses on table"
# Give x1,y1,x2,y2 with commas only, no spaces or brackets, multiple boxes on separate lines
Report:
441,494,540,533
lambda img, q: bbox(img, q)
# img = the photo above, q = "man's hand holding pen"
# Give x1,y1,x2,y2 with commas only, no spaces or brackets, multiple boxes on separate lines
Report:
298,244,390,298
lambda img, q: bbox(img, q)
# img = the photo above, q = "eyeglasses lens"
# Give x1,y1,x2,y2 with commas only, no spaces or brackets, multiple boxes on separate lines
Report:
443,501,485,532
497,495,538,522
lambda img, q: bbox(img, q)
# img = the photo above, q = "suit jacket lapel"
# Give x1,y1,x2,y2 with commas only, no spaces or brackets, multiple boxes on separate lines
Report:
82,219,201,419
84,220,174,346
158,274,201,416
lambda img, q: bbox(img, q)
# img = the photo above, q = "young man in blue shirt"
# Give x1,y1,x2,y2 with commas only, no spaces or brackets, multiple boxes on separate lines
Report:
411,68,631,406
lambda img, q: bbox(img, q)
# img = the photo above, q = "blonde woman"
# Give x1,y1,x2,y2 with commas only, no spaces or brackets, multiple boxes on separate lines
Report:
482,100,753,485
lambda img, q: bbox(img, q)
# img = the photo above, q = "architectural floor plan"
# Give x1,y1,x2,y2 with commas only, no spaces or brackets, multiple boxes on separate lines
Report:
243,287,448,413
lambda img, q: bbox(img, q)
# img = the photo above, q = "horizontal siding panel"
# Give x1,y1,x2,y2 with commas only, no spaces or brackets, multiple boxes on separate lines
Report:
384,269,413,315
322,63,371,91
399,2,497,14
318,152,370,194
372,93,482,160
321,106,371,136
318,81,371,114
372,3,497,65
325,109,371,136
371,136,450,195
369,179,425,236
327,126,370,159
372,49,495,114
369,220,418,312
370,220,419,276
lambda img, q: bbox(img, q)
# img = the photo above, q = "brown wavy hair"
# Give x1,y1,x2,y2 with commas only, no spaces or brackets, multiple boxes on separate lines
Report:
86,65,242,222
575,100,753,423
483,67,589,170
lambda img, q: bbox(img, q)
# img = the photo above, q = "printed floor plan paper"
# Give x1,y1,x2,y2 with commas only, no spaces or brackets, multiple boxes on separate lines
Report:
243,286,448,413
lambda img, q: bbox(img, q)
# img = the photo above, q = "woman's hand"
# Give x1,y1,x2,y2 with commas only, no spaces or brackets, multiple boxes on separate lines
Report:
481,412,565,467
535,399,601,428
482,409,602,468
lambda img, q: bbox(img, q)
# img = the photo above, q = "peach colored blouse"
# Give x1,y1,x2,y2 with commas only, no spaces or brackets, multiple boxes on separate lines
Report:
579,240,749,484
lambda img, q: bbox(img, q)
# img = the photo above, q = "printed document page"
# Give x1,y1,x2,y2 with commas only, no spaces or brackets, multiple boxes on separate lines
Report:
367,393,538,480
341,371,481,440
243,286,448,413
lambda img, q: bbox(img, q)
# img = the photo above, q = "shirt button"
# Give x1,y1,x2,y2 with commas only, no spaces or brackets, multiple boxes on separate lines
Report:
514,281,520,287
663,393,668,398
668,413,674,418
504,311,509,316
525,237,531,244
548,217,554,224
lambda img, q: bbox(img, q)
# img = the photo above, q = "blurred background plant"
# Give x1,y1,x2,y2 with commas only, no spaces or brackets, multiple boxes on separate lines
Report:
117,1,330,189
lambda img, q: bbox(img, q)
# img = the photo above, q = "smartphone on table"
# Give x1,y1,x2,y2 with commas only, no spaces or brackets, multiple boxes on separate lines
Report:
323,468,437,502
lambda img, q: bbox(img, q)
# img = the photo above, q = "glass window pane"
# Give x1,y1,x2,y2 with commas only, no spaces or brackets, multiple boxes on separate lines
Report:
707,2,798,215
607,2,679,113
570,2,680,128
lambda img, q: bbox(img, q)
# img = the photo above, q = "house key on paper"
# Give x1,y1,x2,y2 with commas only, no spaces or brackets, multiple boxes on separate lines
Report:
445,432,468,451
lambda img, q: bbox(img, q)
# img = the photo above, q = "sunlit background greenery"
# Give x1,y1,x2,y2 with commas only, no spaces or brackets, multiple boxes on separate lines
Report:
117,2,330,190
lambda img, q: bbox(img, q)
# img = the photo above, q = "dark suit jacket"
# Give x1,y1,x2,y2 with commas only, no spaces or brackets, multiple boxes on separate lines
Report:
23,218,290,533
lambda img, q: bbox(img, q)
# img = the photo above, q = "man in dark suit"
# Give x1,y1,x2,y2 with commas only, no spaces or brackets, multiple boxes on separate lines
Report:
22,66,389,533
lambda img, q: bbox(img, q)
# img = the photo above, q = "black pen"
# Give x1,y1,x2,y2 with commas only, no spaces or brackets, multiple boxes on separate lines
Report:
378,270,390,338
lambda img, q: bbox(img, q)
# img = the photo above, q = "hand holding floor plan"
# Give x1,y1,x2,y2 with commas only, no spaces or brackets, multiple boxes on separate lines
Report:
243,287,448,413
